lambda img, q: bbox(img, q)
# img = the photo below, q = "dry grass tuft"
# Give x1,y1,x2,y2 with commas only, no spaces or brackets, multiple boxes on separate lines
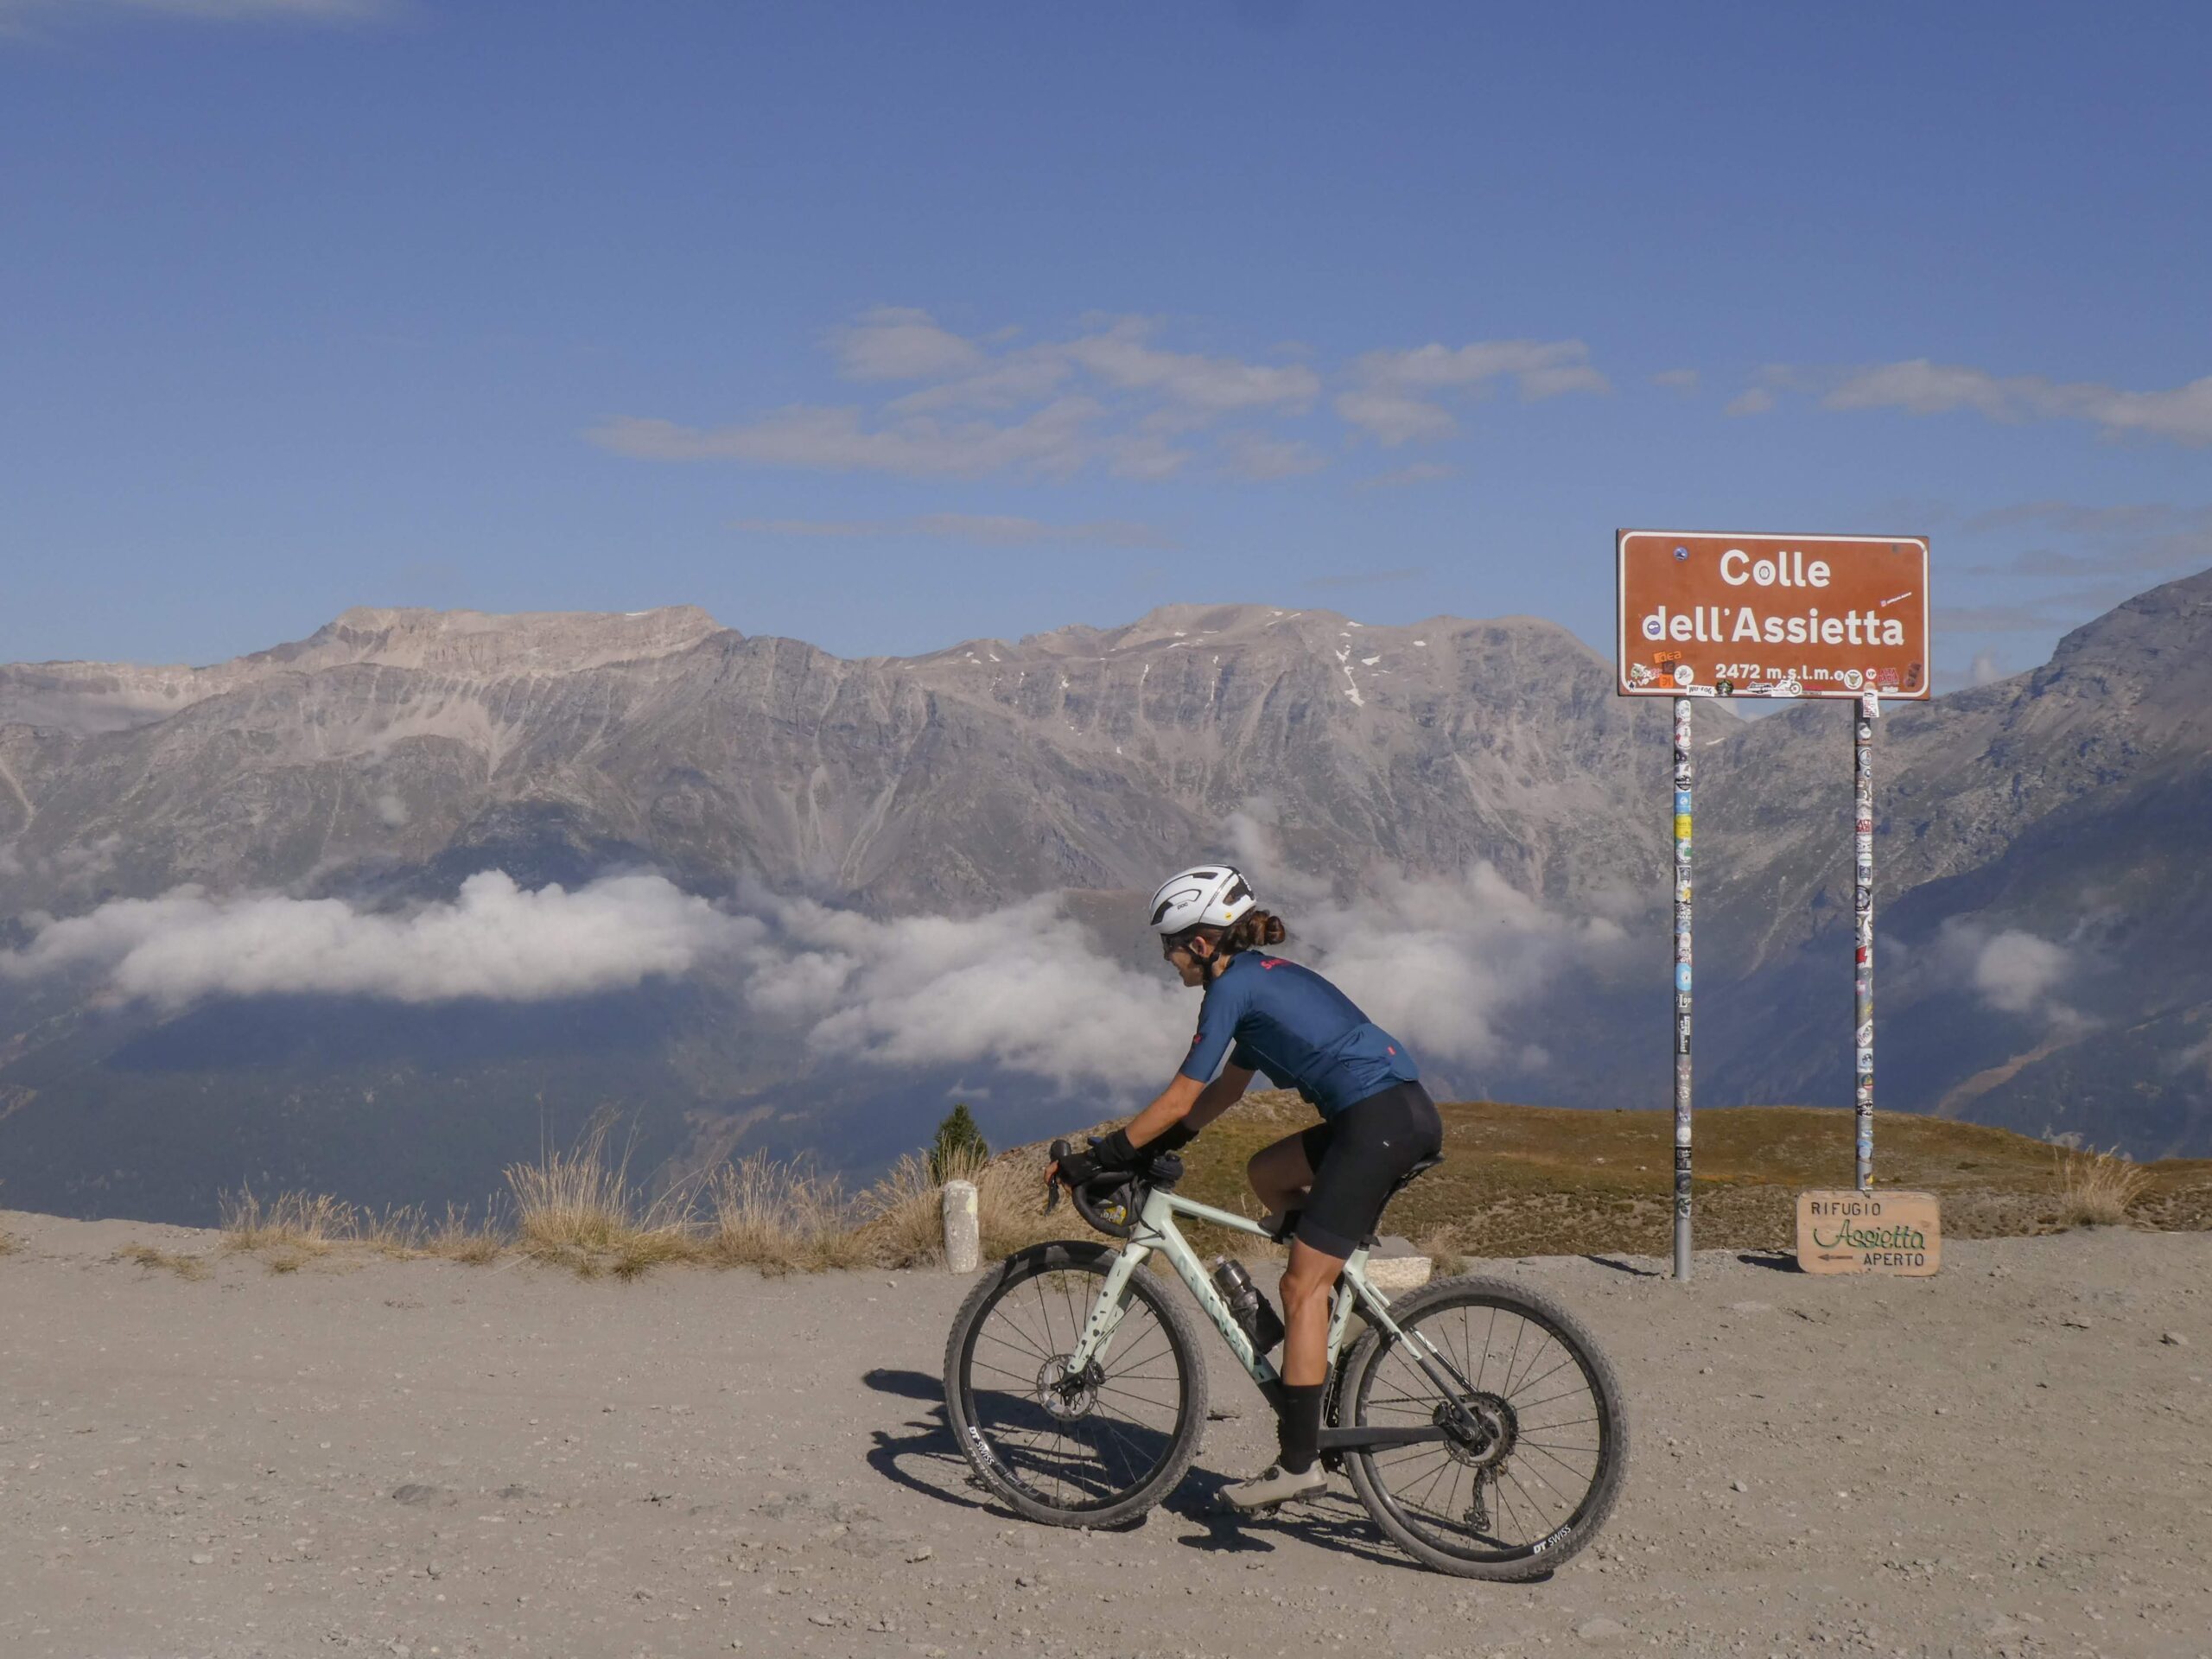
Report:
220,1188,352,1255
705,1154,870,1274
425,1203,508,1263
219,1185,509,1264
2056,1146,2148,1228
117,1242,212,1281
506,1127,698,1274
1414,1227,1471,1278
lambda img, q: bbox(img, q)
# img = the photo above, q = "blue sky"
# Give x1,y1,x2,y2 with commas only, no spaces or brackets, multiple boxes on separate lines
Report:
3,2,2208,689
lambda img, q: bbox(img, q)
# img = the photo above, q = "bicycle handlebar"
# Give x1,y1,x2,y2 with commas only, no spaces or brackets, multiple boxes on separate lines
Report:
1045,1136,1181,1239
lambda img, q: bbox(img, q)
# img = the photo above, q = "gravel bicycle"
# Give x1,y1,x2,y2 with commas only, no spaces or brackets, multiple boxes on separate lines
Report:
942,1141,1629,1580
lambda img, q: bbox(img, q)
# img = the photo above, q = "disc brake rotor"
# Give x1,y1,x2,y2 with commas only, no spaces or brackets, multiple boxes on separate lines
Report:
1034,1356,1103,1421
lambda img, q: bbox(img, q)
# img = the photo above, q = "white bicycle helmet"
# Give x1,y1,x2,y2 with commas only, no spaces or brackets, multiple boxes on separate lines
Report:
1147,864,1257,937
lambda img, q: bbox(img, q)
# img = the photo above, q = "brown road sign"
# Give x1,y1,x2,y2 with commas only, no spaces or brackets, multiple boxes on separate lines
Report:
1618,531,1929,700
1796,1190,1942,1275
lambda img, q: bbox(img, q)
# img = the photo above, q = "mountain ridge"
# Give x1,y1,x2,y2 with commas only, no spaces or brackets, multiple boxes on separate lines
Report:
2,573,2209,1219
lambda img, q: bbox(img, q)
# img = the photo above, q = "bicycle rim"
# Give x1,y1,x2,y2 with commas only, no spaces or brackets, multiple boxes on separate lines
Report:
953,1251,1199,1519
1347,1278,1624,1573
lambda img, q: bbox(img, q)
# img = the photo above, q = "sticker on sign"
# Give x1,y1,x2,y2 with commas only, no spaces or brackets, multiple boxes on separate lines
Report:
1617,531,1930,699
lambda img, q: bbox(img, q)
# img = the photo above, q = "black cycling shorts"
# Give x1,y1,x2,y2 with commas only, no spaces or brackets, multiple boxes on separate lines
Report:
1293,1079,1446,1258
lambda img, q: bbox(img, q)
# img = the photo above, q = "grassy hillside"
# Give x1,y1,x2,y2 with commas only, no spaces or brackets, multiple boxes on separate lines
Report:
1002,1093,2212,1261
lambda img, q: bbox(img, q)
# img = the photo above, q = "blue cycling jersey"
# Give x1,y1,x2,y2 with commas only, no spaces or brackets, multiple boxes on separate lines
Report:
1177,950,1419,1120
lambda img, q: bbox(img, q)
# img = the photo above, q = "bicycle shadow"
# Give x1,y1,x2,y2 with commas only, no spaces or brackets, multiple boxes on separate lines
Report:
860,1370,1004,1517
1160,1470,1427,1573
858,1367,1435,1567
861,1367,1166,1533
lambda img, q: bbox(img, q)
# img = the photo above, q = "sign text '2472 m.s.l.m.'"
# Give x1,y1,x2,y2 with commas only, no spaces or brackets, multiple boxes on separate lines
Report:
1616,531,1930,700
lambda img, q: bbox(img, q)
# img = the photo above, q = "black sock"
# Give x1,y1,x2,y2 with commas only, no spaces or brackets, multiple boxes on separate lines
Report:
1275,1382,1325,1475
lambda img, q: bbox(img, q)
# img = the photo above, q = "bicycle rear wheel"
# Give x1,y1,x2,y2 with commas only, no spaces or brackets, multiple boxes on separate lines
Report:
943,1240,1207,1529
1338,1274,1627,1580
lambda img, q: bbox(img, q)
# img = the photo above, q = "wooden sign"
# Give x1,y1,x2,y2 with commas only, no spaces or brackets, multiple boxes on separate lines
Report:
1617,531,1930,701
1796,1190,1940,1274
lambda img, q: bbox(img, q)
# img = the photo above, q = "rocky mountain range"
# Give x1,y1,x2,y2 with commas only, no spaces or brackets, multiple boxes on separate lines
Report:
2,574,2206,1222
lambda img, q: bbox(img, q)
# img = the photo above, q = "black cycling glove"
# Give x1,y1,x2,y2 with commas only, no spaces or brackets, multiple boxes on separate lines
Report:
1054,1130,1135,1187
1056,1121,1198,1186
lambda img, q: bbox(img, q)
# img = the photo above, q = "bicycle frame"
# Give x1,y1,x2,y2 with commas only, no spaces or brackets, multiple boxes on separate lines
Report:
1059,1182,1488,1451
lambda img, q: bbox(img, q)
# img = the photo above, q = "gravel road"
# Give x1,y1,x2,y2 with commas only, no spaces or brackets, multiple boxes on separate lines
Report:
3,1213,2208,1659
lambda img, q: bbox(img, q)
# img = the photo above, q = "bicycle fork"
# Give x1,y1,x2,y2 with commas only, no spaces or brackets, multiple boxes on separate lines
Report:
1061,1242,1151,1379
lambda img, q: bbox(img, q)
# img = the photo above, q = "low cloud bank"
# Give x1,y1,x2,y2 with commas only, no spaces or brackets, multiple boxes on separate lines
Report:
1,871,757,1009
734,893,1188,1090
4,849,1632,1095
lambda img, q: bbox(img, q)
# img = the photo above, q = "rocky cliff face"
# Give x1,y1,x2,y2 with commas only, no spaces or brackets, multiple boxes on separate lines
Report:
0,601,1700,918
1,574,2206,1221
1694,570,2212,1154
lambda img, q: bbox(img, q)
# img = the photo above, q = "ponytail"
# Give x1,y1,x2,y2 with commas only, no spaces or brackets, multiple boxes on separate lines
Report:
1219,907,1287,956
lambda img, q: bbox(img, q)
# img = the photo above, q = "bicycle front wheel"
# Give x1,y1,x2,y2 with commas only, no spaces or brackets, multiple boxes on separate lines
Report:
943,1240,1207,1529
1338,1274,1628,1580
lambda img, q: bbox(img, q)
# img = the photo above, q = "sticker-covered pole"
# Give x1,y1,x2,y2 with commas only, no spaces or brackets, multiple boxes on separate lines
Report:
1672,695,1694,1280
1853,691,1878,1191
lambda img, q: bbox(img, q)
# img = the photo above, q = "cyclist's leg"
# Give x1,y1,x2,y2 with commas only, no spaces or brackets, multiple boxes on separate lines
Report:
1245,1122,1331,1222
1224,1234,1343,1510
1277,1237,1345,1388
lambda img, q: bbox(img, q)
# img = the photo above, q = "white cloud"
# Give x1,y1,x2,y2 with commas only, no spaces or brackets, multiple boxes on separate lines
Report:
1934,919,2087,1030
1303,566,1425,591
3,843,1628,1098
1060,319,1320,413
1221,431,1327,480
1826,359,2212,447
1288,863,1626,1073
1358,461,1456,489
1724,386,1777,417
0,871,756,1009
0,833,123,887
1653,369,1700,392
830,307,986,382
1934,584,2132,633
1333,385,1457,446
2177,1030,2212,1087
1336,339,1609,444
588,397,1106,480
733,893,1188,1090
1960,500,2212,579
1970,929,2067,1014
600,308,1609,479
1221,814,1627,1076
1,0,389,25
1967,650,2005,687
372,791,410,827
730,513,1174,548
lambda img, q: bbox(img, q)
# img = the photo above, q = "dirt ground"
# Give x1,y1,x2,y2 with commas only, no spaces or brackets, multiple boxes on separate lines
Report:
3,1211,2209,1659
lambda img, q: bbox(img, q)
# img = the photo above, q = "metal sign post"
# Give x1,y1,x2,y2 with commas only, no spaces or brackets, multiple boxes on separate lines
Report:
1672,696,1694,1280
1617,530,1931,1248
1853,691,1878,1189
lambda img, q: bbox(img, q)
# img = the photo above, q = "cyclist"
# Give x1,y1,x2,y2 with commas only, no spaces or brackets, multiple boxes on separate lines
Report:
1048,863,1444,1512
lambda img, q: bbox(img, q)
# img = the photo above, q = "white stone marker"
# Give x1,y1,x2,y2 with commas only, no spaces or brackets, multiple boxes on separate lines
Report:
941,1179,980,1274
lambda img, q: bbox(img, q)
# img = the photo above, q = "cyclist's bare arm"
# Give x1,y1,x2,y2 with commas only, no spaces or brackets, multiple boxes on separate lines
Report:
1128,1065,1254,1147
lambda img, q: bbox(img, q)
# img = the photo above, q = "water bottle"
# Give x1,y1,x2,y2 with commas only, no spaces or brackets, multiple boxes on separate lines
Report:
1211,1257,1286,1356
